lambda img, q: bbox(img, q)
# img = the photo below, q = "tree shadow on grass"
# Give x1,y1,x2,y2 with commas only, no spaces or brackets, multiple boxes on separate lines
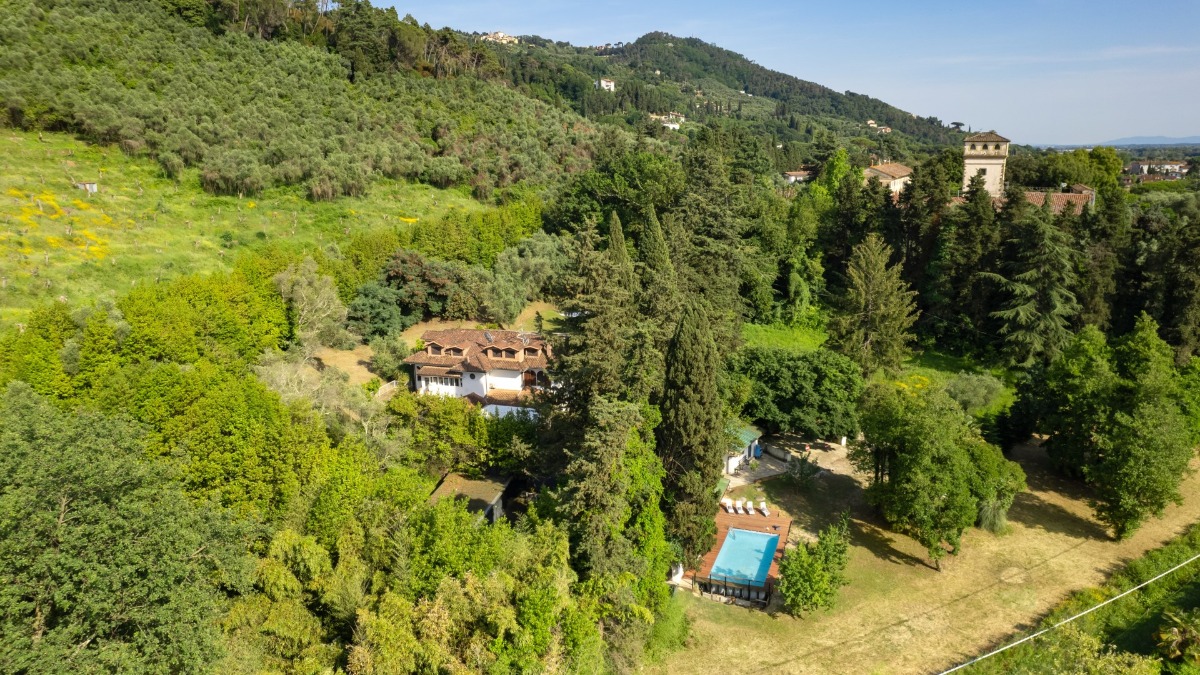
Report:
1007,490,1111,541
850,518,937,570
758,469,935,570
1005,439,1113,541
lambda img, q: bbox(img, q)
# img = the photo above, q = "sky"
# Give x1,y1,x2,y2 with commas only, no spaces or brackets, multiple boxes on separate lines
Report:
382,0,1200,145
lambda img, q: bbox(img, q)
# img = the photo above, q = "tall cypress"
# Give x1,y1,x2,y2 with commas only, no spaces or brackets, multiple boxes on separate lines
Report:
553,224,637,413
656,304,724,559
606,210,636,295
636,208,681,338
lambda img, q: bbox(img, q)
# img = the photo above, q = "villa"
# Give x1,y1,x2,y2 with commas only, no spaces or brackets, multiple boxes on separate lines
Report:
404,328,550,416
864,162,913,194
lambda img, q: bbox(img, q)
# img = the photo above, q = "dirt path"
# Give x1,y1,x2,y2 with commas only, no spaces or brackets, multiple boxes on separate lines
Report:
398,302,563,345
648,441,1200,675
313,345,377,387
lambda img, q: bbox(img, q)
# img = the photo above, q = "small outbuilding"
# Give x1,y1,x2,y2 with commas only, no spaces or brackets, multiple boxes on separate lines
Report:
725,423,763,475
429,472,512,524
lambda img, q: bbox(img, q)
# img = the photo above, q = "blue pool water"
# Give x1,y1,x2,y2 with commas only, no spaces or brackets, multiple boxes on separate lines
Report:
710,528,779,587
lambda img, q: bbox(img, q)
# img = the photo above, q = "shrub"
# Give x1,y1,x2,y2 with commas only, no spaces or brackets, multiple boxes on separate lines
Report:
786,450,822,490
945,371,1005,413
777,513,850,615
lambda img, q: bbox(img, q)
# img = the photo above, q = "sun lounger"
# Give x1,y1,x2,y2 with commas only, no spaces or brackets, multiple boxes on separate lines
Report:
744,501,757,515
721,497,734,513
759,501,770,517
734,499,745,514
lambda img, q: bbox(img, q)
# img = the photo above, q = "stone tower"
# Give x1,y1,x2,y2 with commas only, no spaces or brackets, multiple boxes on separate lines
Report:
962,131,1010,196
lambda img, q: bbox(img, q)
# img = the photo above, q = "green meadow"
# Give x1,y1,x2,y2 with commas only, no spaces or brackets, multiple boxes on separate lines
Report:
0,131,483,325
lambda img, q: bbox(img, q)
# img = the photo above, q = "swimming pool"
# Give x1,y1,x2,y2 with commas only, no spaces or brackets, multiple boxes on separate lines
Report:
710,528,779,587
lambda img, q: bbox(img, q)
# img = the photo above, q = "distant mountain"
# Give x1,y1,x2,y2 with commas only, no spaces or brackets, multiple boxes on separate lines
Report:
1101,135,1200,146
614,33,958,145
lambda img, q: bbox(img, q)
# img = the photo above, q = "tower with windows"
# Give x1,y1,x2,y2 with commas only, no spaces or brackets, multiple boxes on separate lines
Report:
962,131,1010,196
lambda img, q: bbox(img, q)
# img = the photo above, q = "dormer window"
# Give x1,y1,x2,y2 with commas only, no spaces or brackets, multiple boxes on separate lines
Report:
525,348,538,356
430,345,442,355
504,349,517,358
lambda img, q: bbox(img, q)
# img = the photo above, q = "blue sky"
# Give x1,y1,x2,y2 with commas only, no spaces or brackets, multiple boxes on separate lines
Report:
383,1,1200,145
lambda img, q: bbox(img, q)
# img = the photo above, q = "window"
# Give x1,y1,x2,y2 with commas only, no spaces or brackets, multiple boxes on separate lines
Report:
970,144,977,150
424,376,461,387
430,345,442,355
980,168,987,175
446,347,462,356
504,349,517,358
994,144,1001,150
525,348,538,356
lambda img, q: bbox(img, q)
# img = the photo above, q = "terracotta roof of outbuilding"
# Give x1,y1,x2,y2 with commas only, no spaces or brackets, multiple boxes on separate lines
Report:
964,131,1010,143
429,473,511,514
464,390,536,407
1023,191,1093,215
948,190,1094,215
866,163,913,179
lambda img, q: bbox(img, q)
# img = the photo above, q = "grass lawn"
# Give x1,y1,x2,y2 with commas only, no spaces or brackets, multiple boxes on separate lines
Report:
0,130,482,326
741,323,827,352
654,444,1200,675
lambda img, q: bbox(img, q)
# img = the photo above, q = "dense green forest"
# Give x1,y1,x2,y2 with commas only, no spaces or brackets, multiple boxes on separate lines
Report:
1,0,1200,672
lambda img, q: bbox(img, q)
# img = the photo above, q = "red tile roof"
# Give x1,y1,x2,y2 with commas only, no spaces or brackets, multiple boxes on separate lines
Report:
866,163,913,180
949,190,1095,215
1023,191,1093,215
405,329,550,373
964,131,1010,143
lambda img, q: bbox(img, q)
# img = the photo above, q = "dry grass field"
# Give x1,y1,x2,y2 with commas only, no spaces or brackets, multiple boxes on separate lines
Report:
648,440,1200,675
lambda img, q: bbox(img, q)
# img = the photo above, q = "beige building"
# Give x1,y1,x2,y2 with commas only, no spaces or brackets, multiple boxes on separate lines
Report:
864,163,913,194
962,131,1010,196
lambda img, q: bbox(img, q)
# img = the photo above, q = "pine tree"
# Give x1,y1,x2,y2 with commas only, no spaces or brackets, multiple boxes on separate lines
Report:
985,199,1080,368
1165,215,1200,363
656,304,725,559
829,234,919,376
1089,314,1196,537
929,172,1002,348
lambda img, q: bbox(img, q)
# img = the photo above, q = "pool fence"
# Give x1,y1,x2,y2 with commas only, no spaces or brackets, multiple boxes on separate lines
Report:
693,573,774,606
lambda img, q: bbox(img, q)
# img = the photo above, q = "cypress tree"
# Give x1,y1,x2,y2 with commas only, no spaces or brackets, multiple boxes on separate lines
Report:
606,210,636,295
636,208,680,338
656,304,724,559
552,226,637,413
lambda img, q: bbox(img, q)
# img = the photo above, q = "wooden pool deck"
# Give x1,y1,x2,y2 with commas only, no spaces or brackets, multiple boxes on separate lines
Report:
693,508,792,584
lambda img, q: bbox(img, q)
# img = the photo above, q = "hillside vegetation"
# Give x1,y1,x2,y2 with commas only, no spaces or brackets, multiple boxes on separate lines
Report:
0,129,560,326
0,0,600,200
2,1,1200,674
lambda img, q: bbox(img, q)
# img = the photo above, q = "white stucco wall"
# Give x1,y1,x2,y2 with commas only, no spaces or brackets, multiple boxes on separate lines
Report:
462,372,486,397
889,176,911,194
963,157,1007,196
487,369,524,391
